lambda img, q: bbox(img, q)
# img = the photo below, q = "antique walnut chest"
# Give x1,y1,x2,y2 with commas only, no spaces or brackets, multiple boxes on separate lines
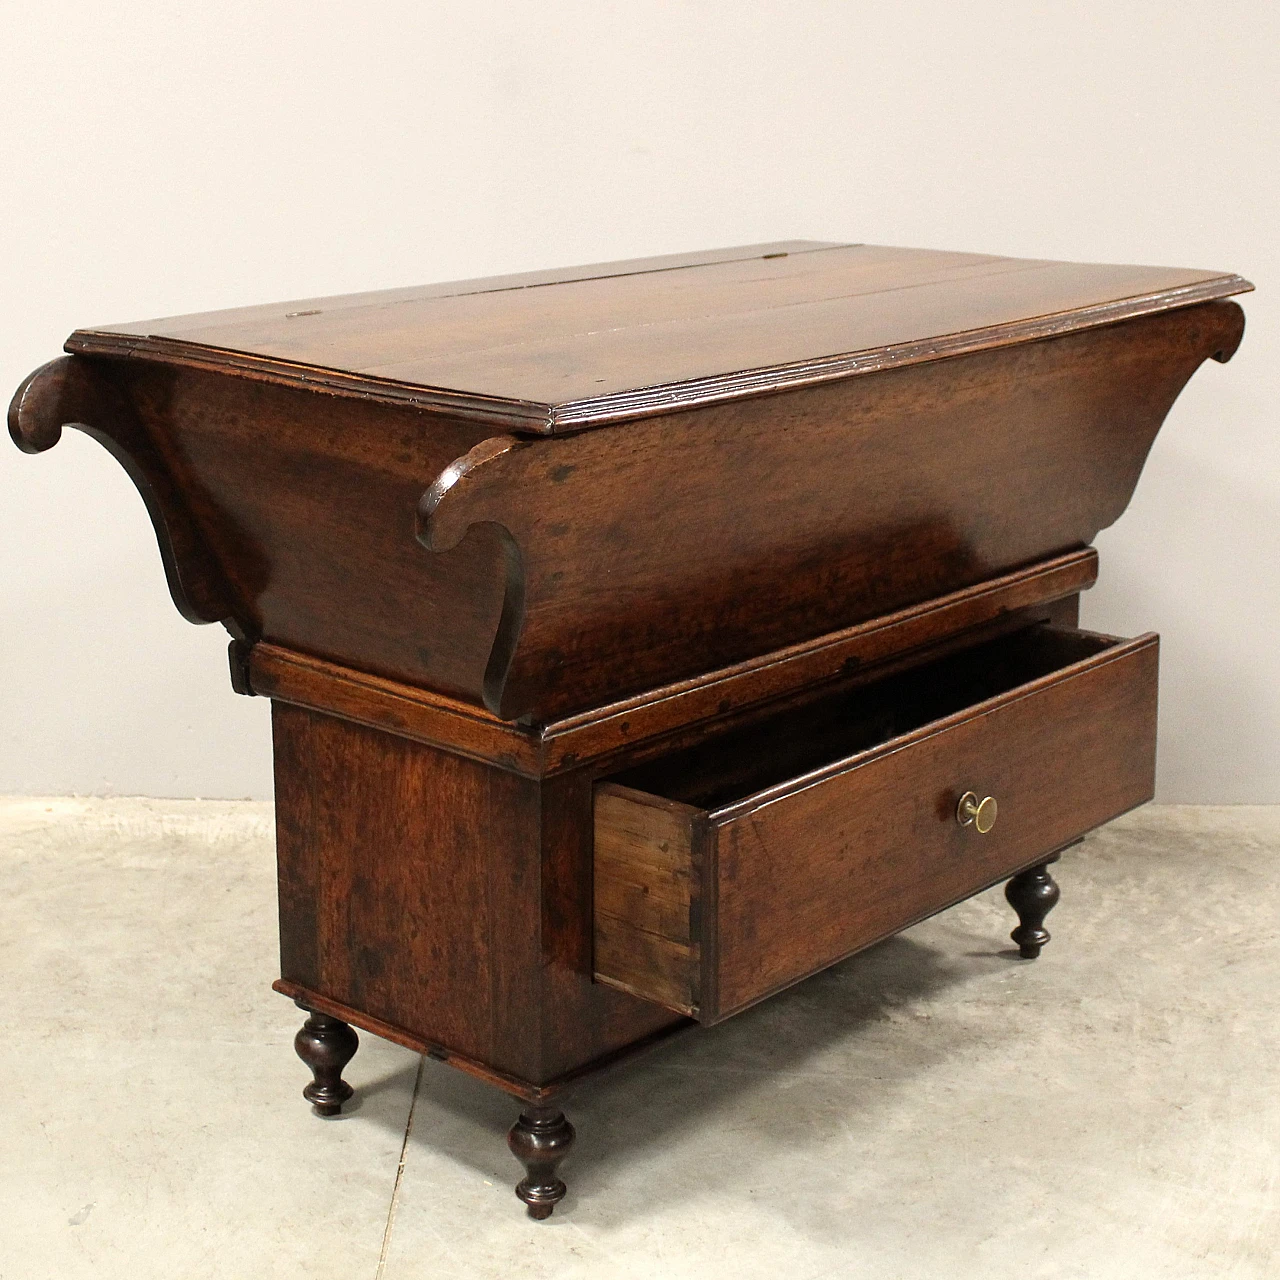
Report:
10,241,1251,1217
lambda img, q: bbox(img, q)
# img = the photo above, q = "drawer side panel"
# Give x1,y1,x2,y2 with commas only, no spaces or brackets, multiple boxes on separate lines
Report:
593,784,700,1014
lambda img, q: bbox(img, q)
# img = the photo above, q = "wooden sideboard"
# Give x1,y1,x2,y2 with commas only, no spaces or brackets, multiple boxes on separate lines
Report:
9,241,1251,1217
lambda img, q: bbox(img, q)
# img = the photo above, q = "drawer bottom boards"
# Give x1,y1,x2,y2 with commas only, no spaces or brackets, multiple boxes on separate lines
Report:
593,626,1159,1022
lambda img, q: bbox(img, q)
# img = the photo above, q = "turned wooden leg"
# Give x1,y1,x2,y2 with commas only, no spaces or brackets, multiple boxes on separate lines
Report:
507,1105,575,1220
1005,862,1061,959
293,1006,359,1116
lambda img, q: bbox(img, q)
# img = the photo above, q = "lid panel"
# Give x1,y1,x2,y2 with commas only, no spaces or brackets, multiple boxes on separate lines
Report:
149,246,1013,388
68,241,1251,430
365,259,1245,409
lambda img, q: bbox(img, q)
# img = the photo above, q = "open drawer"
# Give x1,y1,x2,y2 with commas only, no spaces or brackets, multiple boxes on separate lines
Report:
593,626,1158,1023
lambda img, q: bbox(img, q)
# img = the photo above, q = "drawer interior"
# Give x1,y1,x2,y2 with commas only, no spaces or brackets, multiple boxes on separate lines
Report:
608,625,1118,810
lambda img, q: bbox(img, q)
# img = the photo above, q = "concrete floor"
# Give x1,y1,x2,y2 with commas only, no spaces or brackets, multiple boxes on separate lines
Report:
1,798,1276,1279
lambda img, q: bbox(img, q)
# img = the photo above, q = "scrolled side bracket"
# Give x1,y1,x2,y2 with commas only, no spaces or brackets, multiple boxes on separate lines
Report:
416,434,527,553
417,435,532,717
1204,298,1247,364
9,355,241,633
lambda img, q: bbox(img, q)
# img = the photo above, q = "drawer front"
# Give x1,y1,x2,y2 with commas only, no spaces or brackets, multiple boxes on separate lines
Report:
709,633,1158,1017
594,631,1158,1022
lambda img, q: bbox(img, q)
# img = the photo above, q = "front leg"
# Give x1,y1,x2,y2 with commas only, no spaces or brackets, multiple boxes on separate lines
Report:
293,1005,359,1116
1005,861,1061,959
507,1105,575,1219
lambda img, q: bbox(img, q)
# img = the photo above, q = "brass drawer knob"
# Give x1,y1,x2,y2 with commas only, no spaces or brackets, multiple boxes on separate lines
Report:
957,791,998,833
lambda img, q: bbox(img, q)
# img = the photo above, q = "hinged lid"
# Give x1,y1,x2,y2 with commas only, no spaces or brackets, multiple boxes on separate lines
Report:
66,241,1251,432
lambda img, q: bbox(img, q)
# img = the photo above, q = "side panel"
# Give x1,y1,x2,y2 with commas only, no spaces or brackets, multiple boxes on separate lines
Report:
13,303,1240,724
119,365,509,702
423,302,1241,719
272,703,680,1084
272,701,540,1074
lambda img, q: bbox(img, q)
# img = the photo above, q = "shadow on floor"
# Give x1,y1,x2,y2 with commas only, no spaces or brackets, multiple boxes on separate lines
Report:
340,922,1022,1223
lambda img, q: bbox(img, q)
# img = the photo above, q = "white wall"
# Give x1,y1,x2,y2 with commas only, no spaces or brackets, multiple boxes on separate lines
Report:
3,2,1276,801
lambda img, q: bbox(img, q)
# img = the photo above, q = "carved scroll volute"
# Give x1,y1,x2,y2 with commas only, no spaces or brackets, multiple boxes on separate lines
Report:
9,355,239,630
416,434,528,555
1201,298,1247,365
417,435,530,717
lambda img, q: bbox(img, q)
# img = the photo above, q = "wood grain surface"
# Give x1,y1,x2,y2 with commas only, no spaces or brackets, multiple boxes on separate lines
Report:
4,239,1250,1152
593,786,702,1016
13,258,1246,724
247,548,1095,775
272,701,681,1090
7,356,239,629
594,627,1159,1021
421,301,1242,718
66,242,1251,430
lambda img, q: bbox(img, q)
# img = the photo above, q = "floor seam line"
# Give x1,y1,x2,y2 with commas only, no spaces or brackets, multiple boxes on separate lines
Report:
375,1054,425,1278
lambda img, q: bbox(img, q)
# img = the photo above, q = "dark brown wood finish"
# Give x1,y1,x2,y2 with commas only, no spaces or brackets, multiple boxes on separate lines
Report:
594,626,1158,1022
11,256,1246,723
267,581,1086,1094
270,978,693,1103
271,701,683,1091
8,241,1250,1217
66,242,1248,428
247,549,1097,777
508,1107,575,1219
8,356,240,631
273,700,545,1077
419,302,1243,718
292,1007,359,1116
1006,861,1063,959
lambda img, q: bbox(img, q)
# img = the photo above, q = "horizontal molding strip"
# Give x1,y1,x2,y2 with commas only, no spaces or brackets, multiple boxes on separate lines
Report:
249,548,1098,777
